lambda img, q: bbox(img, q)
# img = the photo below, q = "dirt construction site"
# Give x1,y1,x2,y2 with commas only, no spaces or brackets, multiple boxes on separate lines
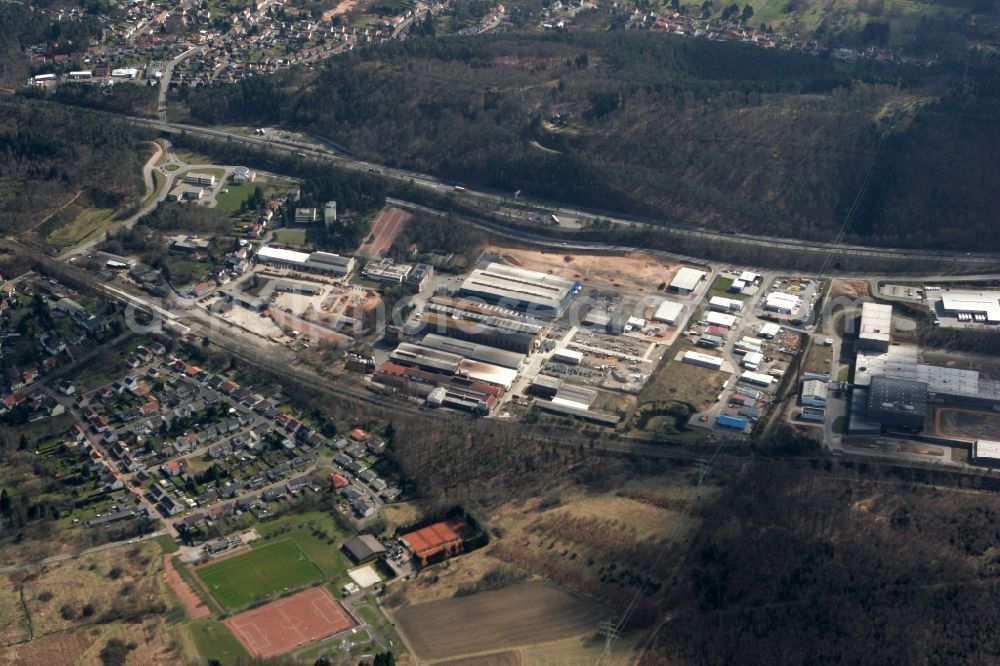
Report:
485,245,681,293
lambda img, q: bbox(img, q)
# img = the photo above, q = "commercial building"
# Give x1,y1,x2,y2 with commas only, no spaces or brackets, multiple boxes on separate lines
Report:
705,311,737,329
363,258,412,284
552,348,583,365
536,399,621,426
294,208,317,224
709,296,743,313
682,351,724,370
459,263,579,317
740,372,774,387
652,300,685,325
169,235,210,255
342,534,387,564
669,267,706,294
404,263,433,292
764,291,801,315
230,166,255,184
184,172,216,187
972,440,1000,466
717,414,748,430
68,70,93,79
401,519,473,566
255,246,355,277
858,302,892,352
939,290,1000,324
167,185,203,202
111,67,138,79
758,322,782,339
697,333,724,349
800,379,828,408
742,351,764,370
866,376,927,432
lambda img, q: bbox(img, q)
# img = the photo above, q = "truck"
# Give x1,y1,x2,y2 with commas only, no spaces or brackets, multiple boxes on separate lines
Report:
550,214,560,225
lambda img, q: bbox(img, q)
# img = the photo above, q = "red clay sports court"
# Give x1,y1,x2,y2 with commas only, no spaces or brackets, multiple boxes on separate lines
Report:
225,586,357,658
357,207,411,258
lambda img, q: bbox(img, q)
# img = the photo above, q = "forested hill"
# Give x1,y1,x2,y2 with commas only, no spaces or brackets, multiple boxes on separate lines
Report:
0,98,149,235
180,32,1000,251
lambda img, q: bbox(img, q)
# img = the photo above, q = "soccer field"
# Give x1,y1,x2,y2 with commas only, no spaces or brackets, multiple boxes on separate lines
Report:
196,539,323,610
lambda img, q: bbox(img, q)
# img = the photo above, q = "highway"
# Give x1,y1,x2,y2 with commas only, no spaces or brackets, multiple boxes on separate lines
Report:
125,116,1000,271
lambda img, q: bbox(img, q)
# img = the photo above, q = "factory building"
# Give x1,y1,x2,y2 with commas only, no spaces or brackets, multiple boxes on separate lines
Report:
938,290,1000,324
458,263,579,317
858,302,892,352
682,351,724,370
800,379,828,408
652,300,685,325
668,267,706,294
740,372,774,387
705,311,737,329
709,296,743,313
758,322,782,339
866,376,927,432
255,246,356,277
552,348,583,365
972,440,1000,466
420,310,541,354
763,291,801,315
324,201,337,227
418,333,524,369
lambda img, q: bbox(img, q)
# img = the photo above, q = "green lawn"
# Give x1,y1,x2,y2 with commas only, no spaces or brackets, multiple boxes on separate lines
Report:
195,538,323,610
142,170,167,208
215,182,258,212
273,228,308,246
253,511,353,582
186,619,249,663
154,533,179,553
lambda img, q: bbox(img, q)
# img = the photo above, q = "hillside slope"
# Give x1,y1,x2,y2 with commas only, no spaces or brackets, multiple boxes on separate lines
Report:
181,33,1000,250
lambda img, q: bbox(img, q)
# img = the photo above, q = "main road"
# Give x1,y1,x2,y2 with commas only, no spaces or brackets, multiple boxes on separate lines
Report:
125,116,1000,271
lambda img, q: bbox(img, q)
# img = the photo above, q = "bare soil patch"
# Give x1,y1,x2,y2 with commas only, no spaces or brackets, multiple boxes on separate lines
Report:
394,581,605,661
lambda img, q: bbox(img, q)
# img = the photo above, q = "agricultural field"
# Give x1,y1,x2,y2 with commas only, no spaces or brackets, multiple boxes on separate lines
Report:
195,538,323,610
393,582,606,662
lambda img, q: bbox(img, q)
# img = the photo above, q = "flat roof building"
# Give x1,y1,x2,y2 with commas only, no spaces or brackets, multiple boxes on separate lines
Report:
185,172,216,187
973,440,1000,466
683,350,724,370
939,291,1000,324
363,258,412,284
866,375,927,432
764,291,801,314
859,302,893,352
669,267,706,294
709,296,742,312
295,208,317,224
459,263,579,317
652,300,685,325
255,246,355,276
705,311,737,329
801,379,828,408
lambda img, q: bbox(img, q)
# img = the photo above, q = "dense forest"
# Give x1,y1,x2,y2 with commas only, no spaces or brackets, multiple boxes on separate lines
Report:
181,33,1000,250
0,98,149,236
640,462,1000,665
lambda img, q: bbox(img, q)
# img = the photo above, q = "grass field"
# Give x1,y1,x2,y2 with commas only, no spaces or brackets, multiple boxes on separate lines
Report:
273,228,308,246
196,539,323,610
639,358,726,413
0,575,30,646
215,182,258,212
153,533,179,554
142,170,166,208
186,619,249,663
394,581,606,661
45,207,114,248
252,511,353,583
175,148,213,165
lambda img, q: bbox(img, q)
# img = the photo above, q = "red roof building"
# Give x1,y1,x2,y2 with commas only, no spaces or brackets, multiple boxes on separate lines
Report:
401,519,473,566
